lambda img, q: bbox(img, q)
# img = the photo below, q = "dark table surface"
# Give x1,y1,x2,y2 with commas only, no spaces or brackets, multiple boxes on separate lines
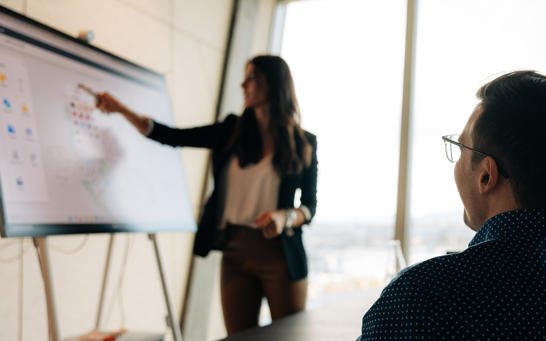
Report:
219,289,381,341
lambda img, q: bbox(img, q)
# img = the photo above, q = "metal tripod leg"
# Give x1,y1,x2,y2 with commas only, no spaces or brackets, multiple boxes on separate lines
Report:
149,234,183,341
34,237,62,341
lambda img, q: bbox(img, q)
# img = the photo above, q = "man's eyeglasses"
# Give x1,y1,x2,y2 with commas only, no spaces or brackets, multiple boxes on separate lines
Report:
442,134,509,179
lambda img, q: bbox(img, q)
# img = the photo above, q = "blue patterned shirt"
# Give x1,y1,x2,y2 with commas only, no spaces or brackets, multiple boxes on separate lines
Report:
357,209,546,340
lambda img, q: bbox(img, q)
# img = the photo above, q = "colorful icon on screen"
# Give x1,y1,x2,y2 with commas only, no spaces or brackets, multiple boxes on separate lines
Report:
3,99,11,108
7,125,15,134
16,177,23,187
0,73,6,82
21,103,28,113
26,128,32,136
68,216,73,222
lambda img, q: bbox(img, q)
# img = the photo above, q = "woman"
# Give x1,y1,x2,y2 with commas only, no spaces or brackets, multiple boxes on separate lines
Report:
95,55,317,334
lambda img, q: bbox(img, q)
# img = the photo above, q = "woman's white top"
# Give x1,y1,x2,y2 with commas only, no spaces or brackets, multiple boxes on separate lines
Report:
221,155,280,229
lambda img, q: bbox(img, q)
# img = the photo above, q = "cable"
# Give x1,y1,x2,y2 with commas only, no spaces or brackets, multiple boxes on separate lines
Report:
105,234,135,329
0,238,32,263
49,235,89,255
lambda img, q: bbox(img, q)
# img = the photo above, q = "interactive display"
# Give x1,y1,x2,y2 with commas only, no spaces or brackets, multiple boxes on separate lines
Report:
0,7,197,237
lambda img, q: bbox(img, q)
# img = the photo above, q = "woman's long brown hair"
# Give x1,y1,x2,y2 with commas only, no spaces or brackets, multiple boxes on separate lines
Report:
229,55,312,175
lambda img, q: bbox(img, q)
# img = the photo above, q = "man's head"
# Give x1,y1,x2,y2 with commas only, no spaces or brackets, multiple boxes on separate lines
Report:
455,71,546,230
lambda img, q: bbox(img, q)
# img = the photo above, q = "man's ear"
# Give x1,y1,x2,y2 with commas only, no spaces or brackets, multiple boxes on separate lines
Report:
478,156,499,194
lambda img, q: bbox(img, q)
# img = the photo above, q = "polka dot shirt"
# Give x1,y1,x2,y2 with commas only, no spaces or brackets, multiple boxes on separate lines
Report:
356,209,546,340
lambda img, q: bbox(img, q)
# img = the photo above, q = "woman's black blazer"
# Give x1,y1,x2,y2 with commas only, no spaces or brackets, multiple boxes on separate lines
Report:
147,114,318,281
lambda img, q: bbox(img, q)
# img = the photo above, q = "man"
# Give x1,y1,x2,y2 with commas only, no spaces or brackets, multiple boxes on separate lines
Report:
357,71,546,340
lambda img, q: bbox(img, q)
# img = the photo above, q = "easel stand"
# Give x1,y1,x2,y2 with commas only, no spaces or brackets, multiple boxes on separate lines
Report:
148,234,183,341
34,233,183,341
34,237,62,341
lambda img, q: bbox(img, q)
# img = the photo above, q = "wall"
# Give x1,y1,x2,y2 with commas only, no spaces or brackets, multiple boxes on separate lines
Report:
0,1,233,340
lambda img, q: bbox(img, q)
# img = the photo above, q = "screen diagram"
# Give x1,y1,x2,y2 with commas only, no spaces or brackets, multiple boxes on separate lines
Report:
65,85,122,205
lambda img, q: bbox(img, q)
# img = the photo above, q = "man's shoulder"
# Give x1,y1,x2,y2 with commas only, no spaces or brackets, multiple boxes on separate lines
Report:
387,254,452,284
383,250,479,294
381,239,517,303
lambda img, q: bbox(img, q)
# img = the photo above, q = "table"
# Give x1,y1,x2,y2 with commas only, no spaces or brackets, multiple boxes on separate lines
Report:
219,289,382,341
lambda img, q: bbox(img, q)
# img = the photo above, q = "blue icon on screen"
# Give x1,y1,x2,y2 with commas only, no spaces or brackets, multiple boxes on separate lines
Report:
16,177,23,186
68,216,73,222
7,125,15,133
3,99,11,108
26,128,32,136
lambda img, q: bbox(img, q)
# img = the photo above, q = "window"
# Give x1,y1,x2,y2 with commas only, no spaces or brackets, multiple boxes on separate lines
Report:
409,0,546,264
280,0,407,306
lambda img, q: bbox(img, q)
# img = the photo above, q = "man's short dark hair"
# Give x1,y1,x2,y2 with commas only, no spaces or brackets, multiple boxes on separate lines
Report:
473,70,546,208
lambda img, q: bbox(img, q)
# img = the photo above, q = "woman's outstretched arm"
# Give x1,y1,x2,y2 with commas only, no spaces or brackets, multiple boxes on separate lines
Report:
93,90,232,149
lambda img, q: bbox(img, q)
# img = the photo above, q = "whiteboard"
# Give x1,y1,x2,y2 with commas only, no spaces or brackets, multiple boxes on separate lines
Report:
0,7,196,237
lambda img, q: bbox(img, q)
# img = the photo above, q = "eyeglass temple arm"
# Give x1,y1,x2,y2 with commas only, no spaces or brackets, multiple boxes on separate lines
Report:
443,136,509,179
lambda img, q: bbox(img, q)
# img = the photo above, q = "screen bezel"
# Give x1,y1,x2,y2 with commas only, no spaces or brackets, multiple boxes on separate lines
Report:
0,5,196,237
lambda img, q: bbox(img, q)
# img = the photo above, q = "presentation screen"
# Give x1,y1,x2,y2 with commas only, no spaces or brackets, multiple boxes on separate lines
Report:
0,7,197,237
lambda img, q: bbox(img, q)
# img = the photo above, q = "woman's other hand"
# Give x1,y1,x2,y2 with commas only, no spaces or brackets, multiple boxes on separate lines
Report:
255,210,286,239
96,92,127,114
